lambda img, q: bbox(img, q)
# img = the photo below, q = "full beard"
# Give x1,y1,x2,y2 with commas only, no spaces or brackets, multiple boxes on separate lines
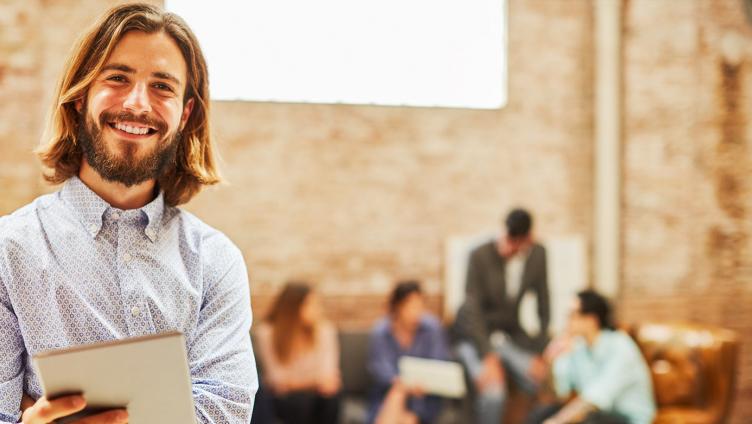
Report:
77,108,180,187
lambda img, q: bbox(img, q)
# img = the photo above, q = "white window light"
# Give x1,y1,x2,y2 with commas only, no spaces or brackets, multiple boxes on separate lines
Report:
166,0,507,109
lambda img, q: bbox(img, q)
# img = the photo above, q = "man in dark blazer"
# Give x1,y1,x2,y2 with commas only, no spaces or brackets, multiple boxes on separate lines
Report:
452,208,550,424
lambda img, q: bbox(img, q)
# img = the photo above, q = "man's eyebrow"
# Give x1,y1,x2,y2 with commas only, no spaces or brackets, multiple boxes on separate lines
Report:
101,63,135,74
101,63,182,86
152,71,181,87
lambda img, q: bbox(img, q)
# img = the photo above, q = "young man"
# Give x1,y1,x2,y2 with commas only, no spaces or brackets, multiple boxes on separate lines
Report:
368,281,451,424
531,290,656,424
0,4,257,423
452,208,550,424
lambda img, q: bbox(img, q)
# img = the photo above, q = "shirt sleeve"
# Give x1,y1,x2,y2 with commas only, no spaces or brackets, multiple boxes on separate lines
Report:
427,319,451,361
461,249,493,356
0,275,24,424
580,336,646,411
418,321,451,422
318,323,341,382
187,242,258,424
552,351,576,399
535,247,551,339
254,324,285,388
367,326,398,389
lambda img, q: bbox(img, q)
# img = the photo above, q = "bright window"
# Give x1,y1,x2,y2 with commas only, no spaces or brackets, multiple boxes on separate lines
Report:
166,0,507,109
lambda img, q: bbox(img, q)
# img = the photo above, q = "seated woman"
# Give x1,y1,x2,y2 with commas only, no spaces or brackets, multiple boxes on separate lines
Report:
367,280,451,424
255,282,341,424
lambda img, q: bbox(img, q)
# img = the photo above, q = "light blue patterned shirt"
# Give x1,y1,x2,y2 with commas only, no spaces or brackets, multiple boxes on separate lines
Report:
553,330,656,424
0,177,257,423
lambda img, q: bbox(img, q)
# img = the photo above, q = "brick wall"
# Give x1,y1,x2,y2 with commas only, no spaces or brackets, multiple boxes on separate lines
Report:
621,0,752,421
0,0,594,315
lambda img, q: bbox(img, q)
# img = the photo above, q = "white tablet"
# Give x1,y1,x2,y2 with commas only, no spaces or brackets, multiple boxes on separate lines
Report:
33,332,196,424
398,356,467,398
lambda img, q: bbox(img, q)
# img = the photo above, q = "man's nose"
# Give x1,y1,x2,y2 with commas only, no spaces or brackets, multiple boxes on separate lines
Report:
122,82,152,114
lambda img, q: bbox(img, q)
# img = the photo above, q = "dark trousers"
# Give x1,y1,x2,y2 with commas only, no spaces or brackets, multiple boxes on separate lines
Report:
250,381,275,424
526,403,629,424
273,390,341,424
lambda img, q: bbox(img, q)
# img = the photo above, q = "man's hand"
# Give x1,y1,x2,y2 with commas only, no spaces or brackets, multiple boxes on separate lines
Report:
545,398,595,424
399,411,420,424
405,383,425,398
475,353,504,391
21,394,35,413
544,334,573,364
527,355,548,384
21,395,128,424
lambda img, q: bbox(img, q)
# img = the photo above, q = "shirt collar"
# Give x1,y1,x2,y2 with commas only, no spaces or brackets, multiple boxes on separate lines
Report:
61,177,110,238
141,191,165,243
581,330,612,359
60,176,165,243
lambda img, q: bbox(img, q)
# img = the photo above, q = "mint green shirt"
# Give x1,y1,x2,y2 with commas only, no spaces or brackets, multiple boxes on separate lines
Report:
553,330,656,424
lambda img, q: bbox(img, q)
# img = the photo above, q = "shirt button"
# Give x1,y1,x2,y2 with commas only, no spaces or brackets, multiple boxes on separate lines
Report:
122,253,132,263
131,306,141,317
88,224,98,234
111,212,120,221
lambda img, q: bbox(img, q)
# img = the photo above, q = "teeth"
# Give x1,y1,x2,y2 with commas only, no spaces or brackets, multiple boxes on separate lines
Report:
115,122,150,135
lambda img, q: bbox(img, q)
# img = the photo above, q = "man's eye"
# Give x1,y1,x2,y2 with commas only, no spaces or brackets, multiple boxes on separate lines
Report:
154,83,174,93
107,75,126,82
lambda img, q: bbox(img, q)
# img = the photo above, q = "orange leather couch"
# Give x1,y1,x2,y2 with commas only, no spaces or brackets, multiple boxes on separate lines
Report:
629,322,739,424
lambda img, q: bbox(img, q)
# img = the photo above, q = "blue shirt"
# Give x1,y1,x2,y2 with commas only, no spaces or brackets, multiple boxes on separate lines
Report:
553,330,656,424
366,314,450,424
0,177,257,423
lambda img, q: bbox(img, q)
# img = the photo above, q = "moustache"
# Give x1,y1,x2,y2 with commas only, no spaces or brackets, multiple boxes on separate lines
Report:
98,110,168,135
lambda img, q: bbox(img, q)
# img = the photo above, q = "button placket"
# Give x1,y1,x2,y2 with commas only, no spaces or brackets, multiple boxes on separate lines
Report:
118,218,140,335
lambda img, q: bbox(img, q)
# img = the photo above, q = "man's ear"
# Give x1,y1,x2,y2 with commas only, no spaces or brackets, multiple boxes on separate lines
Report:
180,98,195,131
75,98,83,113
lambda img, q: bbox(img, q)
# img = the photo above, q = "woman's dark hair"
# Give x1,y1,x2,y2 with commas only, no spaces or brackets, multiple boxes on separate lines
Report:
577,289,616,330
388,280,422,313
505,208,532,238
265,281,314,363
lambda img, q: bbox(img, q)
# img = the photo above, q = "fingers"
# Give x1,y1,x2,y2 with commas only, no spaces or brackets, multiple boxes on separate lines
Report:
76,409,129,424
400,411,420,424
23,395,86,424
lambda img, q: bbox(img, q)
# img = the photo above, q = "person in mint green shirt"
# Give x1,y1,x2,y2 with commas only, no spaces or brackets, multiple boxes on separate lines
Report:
528,290,656,424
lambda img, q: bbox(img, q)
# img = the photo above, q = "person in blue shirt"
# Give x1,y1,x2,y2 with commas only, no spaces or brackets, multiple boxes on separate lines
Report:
0,4,256,423
528,290,656,424
367,281,451,424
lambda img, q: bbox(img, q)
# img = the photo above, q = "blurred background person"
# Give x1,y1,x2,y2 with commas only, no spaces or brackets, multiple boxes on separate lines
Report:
255,282,341,424
528,290,656,424
367,280,451,424
452,208,550,424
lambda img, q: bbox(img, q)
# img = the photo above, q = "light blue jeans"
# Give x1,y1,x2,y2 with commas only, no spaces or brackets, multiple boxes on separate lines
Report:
456,339,539,424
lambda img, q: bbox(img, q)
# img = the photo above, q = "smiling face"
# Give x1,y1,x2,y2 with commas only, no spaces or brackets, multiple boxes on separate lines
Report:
77,30,194,187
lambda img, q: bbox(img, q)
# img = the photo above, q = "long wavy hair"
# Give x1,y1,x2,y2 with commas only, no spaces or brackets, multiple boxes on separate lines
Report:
265,282,317,364
36,3,220,206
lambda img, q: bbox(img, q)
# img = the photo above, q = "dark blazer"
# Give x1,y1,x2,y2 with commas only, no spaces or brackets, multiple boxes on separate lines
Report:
452,240,550,356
